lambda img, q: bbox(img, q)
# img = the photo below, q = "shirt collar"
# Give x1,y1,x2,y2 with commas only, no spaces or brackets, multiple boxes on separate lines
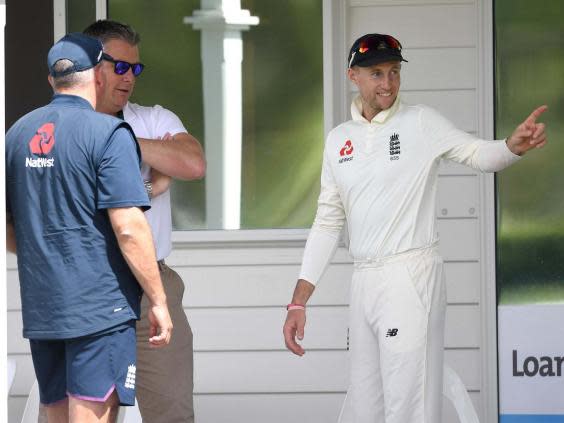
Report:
351,94,401,125
51,94,94,110
122,102,136,123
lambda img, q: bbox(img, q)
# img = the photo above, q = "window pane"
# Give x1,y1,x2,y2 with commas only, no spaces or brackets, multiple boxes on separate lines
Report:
240,0,323,229
108,0,323,230
67,0,96,33
109,0,206,228
495,0,564,304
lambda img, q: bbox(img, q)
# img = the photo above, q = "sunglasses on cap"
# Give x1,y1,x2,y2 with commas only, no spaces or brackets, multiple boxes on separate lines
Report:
102,53,145,77
349,34,404,68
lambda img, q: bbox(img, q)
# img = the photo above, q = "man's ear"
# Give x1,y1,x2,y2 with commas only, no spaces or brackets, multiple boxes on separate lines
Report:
347,67,358,85
94,65,104,91
47,74,55,90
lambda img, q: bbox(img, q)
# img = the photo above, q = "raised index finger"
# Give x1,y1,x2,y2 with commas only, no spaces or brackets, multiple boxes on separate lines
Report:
525,105,548,124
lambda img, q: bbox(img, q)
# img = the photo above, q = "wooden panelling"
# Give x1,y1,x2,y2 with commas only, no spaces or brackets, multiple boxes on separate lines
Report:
192,391,481,423
195,393,344,423
8,385,482,423
179,263,352,307
189,304,479,351
193,349,480,393
444,261,481,303
7,354,35,397
8,397,27,423
349,3,476,48
7,304,480,354
437,218,480,261
400,48,477,91
402,89,477,133
437,175,479,218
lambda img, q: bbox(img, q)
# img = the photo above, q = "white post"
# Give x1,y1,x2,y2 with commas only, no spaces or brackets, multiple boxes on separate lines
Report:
184,0,258,230
96,0,107,20
0,1,7,419
53,0,66,41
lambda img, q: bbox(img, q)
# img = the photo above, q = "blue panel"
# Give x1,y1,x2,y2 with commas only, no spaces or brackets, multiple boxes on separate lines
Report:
500,416,564,423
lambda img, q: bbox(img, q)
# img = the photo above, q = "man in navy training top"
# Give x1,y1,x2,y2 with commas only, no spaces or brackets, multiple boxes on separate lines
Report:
5,33,172,423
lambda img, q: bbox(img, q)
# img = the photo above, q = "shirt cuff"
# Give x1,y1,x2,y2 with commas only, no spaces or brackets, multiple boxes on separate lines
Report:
475,139,522,172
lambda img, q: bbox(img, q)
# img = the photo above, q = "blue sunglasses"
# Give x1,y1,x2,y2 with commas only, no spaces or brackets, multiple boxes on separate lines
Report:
102,53,144,77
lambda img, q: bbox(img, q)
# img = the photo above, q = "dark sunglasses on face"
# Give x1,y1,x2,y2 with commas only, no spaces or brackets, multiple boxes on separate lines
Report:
102,53,145,77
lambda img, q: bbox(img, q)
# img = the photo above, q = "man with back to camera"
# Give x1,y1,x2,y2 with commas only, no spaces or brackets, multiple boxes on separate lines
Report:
82,19,206,423
282,33,547,422
5,33,172,423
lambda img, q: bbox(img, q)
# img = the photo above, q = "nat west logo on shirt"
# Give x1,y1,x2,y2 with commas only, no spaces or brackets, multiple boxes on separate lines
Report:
389,132,400,161
339,140,354,163
26,122,55,168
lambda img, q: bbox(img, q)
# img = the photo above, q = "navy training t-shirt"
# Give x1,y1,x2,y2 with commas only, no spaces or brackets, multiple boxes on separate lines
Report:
5,94,150,339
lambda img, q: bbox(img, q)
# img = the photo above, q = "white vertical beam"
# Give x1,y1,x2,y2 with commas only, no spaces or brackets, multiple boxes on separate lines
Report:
322,0,349,246
476,0,498,422
0,1,7,420
96,0,107,20
53,0,66,41
322,0,347,138
184,1,258,230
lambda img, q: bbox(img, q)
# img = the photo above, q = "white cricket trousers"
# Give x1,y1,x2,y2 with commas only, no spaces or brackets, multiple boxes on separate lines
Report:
338,244,446,423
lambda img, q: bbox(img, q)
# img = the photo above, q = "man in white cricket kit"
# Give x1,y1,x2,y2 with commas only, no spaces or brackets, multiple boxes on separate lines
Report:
283,33,548,423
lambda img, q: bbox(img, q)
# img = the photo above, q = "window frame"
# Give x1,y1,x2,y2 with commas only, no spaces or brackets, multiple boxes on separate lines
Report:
55,0,341,238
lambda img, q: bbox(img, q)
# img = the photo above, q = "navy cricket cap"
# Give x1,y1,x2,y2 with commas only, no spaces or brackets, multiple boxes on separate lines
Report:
348,33,407,68
47,33,103,77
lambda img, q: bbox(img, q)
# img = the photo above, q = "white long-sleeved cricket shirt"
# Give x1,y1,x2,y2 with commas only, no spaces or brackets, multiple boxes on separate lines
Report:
299,96,520,285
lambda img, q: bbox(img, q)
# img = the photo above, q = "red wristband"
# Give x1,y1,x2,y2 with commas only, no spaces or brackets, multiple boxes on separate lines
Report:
286,303,305,311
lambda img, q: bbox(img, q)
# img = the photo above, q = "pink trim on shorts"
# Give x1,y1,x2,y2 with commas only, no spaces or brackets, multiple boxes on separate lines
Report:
67,384,116,402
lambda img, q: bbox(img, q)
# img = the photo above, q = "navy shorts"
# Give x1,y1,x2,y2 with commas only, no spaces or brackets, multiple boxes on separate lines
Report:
29,320,137,406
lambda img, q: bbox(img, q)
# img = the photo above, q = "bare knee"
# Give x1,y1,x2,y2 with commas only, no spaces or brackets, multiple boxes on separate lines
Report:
69,390,119,423
43,399,69,423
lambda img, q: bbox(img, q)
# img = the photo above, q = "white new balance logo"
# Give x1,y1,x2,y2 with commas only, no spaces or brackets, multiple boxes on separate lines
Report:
124,364,136,389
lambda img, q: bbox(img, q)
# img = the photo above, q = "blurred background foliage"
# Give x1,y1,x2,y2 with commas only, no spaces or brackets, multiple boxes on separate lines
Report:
495,0,564,304
107,0,323,230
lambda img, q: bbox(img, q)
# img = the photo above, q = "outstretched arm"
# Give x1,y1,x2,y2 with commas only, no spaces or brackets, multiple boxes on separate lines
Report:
137,132,206,180
506,105,548,156
428,105,548,172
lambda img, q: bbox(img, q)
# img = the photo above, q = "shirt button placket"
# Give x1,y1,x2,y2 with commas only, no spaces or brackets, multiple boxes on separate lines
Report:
366,124,377,153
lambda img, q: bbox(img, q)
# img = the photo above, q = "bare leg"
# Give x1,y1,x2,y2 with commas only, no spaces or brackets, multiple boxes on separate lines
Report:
108,403,120,423
68,390,119,423
44,399,69,423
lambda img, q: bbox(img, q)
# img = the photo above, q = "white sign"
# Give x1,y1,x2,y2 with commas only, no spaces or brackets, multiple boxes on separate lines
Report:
498,304,564,418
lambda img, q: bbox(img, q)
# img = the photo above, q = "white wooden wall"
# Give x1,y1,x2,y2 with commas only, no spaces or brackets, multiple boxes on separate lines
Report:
7,226,482,423
7,0,497,422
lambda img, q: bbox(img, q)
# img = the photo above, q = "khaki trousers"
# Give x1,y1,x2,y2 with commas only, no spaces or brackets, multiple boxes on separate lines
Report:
136,261,194,423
